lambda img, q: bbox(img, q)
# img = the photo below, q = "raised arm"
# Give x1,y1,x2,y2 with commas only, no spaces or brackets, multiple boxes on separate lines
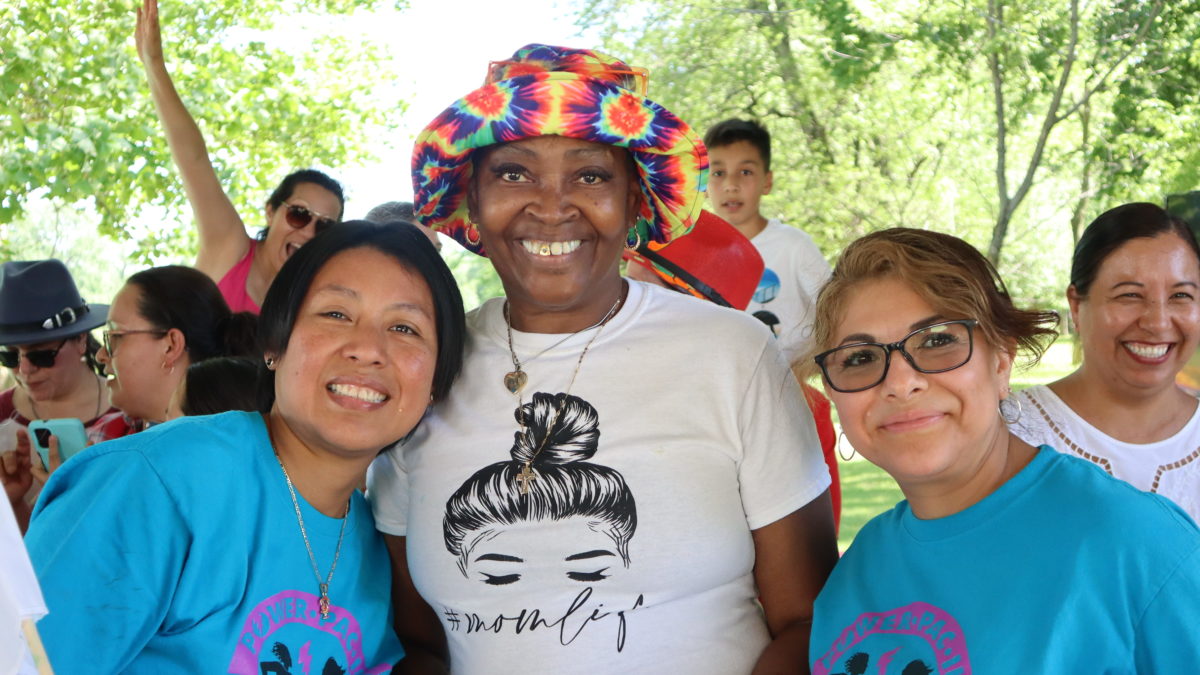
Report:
135,0,251,279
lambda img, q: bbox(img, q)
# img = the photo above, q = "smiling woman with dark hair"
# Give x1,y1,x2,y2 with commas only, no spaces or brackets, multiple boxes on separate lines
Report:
1009,202,1200,521
25,222,465,672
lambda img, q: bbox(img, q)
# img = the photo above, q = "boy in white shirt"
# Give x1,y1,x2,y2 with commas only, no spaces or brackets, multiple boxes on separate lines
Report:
705,119,831,366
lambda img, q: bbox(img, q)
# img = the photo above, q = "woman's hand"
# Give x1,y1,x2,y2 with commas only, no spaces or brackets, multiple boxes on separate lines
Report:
0,428,57,534
3,427,63,493
1,440,33,504
135,0,165,68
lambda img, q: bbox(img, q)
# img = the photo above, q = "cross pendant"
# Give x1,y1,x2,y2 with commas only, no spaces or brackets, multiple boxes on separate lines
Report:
516,463,537,494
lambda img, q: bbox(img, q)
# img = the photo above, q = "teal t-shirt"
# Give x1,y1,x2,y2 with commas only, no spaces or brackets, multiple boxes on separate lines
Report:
26,411,403,673
810,446,1200,674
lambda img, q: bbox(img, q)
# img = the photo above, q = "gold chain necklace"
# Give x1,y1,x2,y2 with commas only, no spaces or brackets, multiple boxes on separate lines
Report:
275,453,350,619
504,288,624,494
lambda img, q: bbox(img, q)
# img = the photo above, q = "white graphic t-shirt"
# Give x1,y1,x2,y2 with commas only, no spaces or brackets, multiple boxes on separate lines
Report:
746,219,831,365
1010,384,1200,521
369,281,831,674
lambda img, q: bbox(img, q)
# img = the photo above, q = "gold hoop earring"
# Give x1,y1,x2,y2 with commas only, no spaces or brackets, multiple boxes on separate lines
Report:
625,227,642,252
837,430,856,461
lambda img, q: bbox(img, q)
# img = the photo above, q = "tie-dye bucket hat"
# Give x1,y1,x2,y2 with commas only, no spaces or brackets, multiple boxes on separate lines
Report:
411,44,708,256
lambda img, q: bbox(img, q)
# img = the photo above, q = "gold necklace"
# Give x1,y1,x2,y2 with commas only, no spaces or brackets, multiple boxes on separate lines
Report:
275,452,350,619
503,300,622,394
505,288,625,494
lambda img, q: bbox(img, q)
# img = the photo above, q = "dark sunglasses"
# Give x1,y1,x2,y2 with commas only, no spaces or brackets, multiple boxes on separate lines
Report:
281,202,337,234
0,339,69,369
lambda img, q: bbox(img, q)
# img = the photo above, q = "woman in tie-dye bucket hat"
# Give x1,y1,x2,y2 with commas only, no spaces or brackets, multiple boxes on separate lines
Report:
369,44,837,673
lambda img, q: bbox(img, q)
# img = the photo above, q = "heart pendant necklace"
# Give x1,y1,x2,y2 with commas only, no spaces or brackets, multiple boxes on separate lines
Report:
502,299,620,394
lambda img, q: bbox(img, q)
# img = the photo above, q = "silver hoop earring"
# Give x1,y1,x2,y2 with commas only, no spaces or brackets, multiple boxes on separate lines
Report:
999,392,1023,425
265,357,275,368
837,430,856,462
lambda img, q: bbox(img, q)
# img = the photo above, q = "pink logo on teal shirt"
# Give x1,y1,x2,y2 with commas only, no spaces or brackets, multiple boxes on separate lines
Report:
228,590,392,674
813,601,971,675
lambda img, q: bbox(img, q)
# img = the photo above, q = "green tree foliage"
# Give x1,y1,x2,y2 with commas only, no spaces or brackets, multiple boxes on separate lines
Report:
582,0,1200,307
1,0,404,262
582,1,997,280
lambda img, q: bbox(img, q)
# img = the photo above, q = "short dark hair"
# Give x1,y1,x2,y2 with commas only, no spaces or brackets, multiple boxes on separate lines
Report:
704,119,771,171
126,266,259,362
180,357,259,416
259,169,346,240
1071,202,1200,296
256,221,465,412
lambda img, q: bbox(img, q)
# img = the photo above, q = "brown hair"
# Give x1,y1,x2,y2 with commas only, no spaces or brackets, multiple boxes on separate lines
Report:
803,228,1059,378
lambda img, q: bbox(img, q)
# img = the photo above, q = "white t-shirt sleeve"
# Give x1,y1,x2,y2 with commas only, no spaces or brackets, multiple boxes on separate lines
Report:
737,337,832,529
366,445,411,536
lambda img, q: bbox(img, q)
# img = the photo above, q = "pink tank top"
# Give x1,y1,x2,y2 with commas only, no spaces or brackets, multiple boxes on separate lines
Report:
216,245,261,315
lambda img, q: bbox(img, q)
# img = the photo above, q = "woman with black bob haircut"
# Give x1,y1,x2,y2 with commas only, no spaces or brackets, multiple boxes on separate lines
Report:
26,221,465,672
256,221,464,412
1009,202,1200,521
97,265,258,426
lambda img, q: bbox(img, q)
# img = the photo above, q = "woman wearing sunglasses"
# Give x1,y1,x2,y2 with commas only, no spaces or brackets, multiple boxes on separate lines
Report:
0,260,134,531
806,228,1200,673
136,0,344,315
369,45,836,673
96,265,259,427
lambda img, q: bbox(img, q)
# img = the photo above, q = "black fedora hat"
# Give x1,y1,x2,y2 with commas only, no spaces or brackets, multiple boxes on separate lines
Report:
0,259,108,346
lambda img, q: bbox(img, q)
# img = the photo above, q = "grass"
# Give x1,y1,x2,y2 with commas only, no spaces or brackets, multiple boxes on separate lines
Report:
837,458,903,551
834,334,1079,551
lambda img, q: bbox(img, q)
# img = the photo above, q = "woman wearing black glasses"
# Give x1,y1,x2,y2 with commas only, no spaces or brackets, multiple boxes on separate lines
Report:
135,0,344,315
96,266,258,426
0,260,132,531
805,228,1200,673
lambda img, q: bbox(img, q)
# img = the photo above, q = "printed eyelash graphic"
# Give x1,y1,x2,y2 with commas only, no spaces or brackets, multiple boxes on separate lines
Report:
481,572,521,586
567,568,611,582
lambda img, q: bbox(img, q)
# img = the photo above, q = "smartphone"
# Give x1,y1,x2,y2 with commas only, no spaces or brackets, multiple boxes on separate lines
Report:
28,418,88,471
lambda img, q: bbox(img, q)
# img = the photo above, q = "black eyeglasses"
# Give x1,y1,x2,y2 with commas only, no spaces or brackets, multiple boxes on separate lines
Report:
0,339,70,369
102,329,168,355
814,319,979,393
281,202,337,234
